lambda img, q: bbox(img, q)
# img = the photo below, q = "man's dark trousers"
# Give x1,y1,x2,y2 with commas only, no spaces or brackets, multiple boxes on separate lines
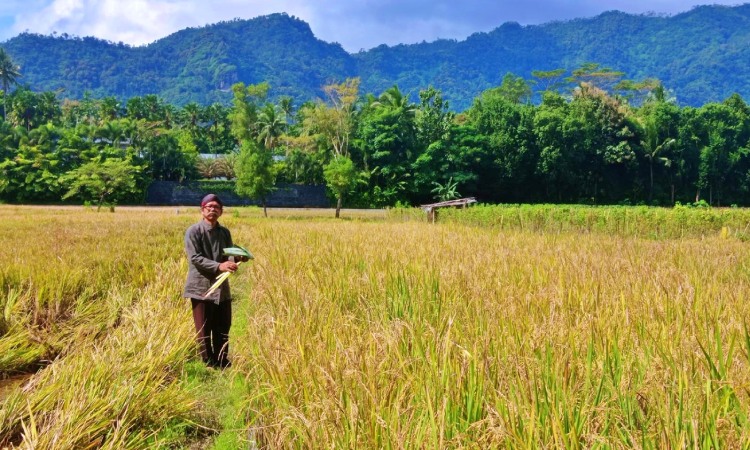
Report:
191,299,232,367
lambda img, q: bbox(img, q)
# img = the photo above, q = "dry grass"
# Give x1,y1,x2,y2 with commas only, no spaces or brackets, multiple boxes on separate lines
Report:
0,206,212,448
234,219,750,448
0,205,749,448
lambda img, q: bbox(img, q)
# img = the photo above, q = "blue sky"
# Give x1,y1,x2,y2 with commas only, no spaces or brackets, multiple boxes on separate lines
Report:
0,0,745,52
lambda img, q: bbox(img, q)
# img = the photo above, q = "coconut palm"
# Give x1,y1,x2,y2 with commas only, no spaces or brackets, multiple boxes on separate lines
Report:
180,102,202,133
640,108,677,204
256,103,286,150
0,48,21,121
98,96,121,123
279,96,294,125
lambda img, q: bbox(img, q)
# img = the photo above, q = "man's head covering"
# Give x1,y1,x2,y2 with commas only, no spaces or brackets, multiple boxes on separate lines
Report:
201,193,223,207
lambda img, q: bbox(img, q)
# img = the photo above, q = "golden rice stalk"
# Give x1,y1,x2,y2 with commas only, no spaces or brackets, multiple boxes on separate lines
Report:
202,246,253,299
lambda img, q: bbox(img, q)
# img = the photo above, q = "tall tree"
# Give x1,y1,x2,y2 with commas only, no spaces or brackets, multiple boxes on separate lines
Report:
99,97,121,122
692,101,749,205
412,121,484,203
228,82,269,144
235,139,275,217
302,78,361,214
204,103,233,155
310,78,360,158
495,73,533,104
567,63,624,94
0,123,63,202
0,48,21,121
257,103,286,151
415,87,453,148
412,87,458,202
469,87,538,202
637,98,679,204
357,84,417,206
533,92,583,202
230,82,276,216
531,69,567,95
279,96,294,125
567,83,637,203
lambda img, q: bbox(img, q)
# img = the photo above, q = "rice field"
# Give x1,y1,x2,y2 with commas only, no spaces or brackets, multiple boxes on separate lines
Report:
1,204,749,449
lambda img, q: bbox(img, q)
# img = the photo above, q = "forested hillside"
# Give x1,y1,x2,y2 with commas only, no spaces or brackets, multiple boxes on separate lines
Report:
3,6,750,210
2,5,750,109
1,14,355,106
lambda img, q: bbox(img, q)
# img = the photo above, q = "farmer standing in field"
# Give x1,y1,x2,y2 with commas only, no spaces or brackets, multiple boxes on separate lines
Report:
183,193,247,368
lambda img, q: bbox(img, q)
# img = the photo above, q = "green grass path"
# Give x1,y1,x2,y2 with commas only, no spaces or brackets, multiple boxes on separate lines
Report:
180,280,255,450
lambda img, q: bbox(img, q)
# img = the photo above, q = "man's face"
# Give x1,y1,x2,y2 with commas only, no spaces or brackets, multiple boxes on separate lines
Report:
201,202,223,222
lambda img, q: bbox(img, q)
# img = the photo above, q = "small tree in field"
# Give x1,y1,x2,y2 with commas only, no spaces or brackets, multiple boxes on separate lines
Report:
235,140,275,217
62,158,141,211
324,155,357,218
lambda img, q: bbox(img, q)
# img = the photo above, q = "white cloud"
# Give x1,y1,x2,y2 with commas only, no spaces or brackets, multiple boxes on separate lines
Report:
6,0,322,46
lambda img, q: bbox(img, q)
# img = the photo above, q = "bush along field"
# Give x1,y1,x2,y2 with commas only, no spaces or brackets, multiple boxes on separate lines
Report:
1,204,749,448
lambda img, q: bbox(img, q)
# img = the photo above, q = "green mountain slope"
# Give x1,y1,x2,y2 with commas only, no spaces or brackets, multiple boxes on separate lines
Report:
2,14,356,105
2,6,750,109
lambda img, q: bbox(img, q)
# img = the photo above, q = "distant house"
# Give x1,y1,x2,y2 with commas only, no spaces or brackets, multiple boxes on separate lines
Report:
92,138,132,150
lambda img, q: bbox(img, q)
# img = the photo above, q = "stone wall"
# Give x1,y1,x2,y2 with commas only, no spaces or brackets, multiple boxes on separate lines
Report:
146,181,330,207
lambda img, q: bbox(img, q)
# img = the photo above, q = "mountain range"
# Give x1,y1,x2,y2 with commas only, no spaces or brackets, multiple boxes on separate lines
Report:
2,4,750,110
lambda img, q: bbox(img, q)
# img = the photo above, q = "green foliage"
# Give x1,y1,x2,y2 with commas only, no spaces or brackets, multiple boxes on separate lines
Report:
430,177,461,202
494,72,533,104
276,147,326,185
2,42,750,210
355,84,417,206
324,155,356,195
439,203,750,239
324,155,357,217
0,48,21,121
468,89,538,202
1,14,354,107
142,131,199,182
61,158,142,210
235,140,275,211
3,7,750,110
195,179,236,192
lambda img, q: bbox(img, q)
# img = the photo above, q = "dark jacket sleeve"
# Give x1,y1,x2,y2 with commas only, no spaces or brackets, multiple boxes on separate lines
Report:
185,226,220,276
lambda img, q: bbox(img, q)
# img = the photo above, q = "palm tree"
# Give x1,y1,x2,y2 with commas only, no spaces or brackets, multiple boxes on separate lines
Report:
256,103,286,150
641,114,676,204
0,49,21,121
180,102,202,132
95,120,127,151
374,85,415,117
279,96,294,125
99,96,121,123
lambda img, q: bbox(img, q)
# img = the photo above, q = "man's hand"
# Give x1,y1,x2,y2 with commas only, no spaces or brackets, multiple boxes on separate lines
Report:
219,261,238,273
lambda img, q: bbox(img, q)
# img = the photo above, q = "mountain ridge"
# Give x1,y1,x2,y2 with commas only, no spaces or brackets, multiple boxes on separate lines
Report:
2,6,750,109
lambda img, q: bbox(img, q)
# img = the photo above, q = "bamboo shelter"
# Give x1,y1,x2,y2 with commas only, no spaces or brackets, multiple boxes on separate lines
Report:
421,197,477,223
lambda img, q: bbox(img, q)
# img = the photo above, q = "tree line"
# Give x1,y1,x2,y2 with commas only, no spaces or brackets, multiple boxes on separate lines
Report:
1,48,750,212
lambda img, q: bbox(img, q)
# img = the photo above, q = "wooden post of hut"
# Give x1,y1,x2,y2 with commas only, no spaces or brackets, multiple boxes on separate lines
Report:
420,197,477,223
